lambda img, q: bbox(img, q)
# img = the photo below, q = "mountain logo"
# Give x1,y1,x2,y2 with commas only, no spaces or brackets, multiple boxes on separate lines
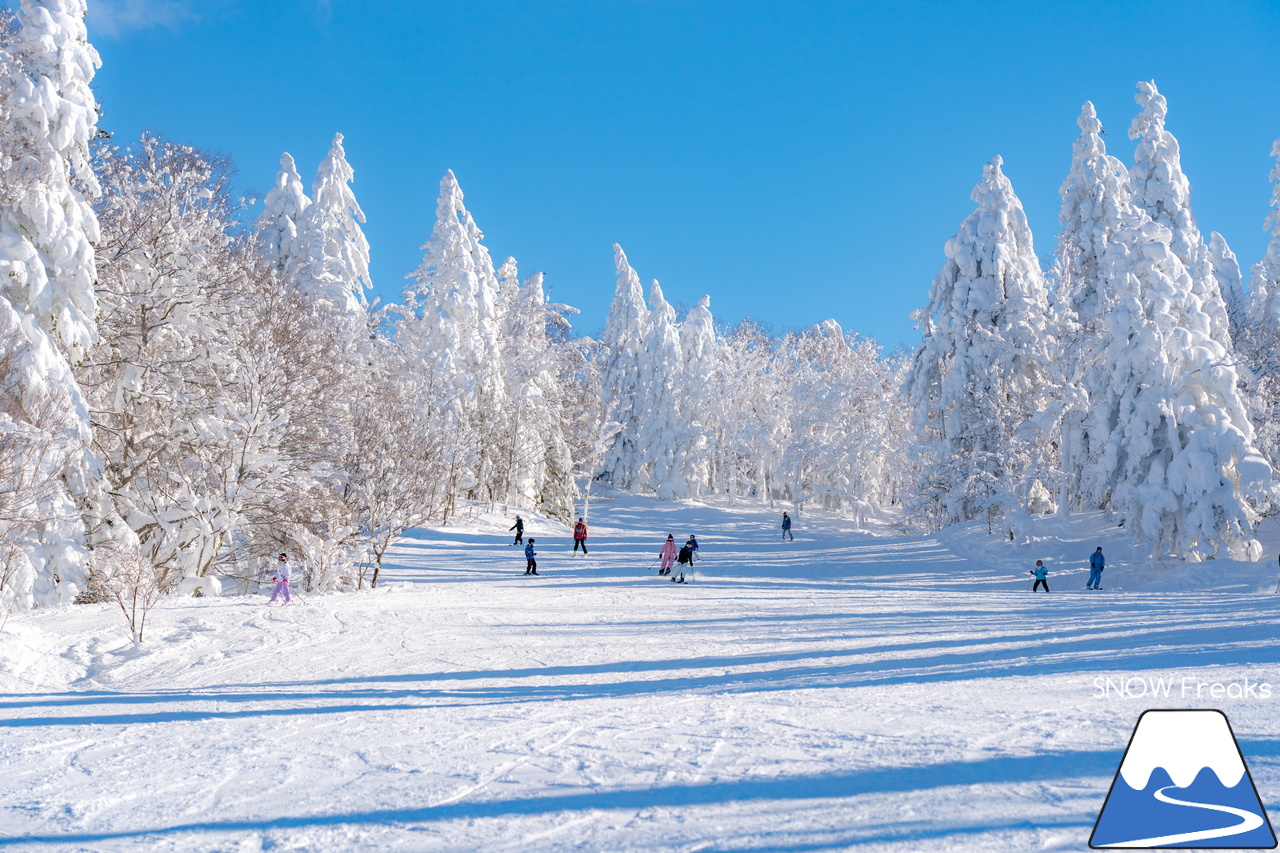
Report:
1090,709,1276,849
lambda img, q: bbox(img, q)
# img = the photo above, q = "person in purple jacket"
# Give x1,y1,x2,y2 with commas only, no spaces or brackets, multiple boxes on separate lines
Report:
269,553,292,604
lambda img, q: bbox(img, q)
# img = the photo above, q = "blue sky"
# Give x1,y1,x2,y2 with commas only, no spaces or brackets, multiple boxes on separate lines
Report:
82,0,1280,347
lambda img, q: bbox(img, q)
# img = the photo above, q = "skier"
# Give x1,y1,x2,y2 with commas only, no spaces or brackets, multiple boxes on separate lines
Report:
524,538,538,575
688,534,700,561
268,552,292,605
1087,547,1105,590
1029,560,1050,593
782,512,793,541
677,540,694,569
658,534,678,575
510,515,524,545
573,517,588,555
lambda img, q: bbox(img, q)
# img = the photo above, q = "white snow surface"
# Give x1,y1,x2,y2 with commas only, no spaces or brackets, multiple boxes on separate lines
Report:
2,493,1279,851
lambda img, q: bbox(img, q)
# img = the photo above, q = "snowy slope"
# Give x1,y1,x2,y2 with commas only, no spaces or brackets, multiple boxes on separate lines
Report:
1,494,1278,851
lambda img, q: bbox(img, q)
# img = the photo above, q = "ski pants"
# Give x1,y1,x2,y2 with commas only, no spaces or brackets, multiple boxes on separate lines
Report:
513,531,523,544
574,538,587,554
269,579,291,603
660,554,675,570
1032,579,1049,593
783,528,793,540
1087,567,1103,588
526,558,537,573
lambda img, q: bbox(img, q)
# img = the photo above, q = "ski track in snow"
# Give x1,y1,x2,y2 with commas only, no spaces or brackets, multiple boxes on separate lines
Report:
1,493,1279,851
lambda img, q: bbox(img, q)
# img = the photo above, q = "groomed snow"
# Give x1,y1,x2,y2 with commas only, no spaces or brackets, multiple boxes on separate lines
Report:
2,494,1278,851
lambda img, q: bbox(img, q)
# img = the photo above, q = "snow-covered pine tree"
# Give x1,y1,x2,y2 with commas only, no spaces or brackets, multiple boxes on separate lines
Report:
598,244,649,491
0,0,104,606
403,170,507,510
678,294,717,495
1051,101,1137,512
1087,214,1269,559
256,152,311,286
299,133,371,313
904,155,1051,530
639,279,691,501
1248,140,1280,331
499,268,577,519
1128,81,1231,349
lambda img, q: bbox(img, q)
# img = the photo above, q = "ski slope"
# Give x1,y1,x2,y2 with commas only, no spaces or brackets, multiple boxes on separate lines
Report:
1,494,1278,851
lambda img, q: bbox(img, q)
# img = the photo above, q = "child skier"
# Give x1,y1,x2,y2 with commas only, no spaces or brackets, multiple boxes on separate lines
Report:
673,540,694,583
688,534,700,561
510,515,524,545
524,538,538,575
573,518,588,555
1087,547,1105,589
269,553,292,604
782,512,793,541
658,534,678,575
1029,560,1049,593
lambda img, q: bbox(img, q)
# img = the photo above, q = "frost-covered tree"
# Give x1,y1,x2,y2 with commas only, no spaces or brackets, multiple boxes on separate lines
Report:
904,155,1051,529
0,1,105,607
498,266,577,518
1082,215,1269,559
1050,102,1137,512
639,280,692,500
0,0,100,360
256,152,311,286
299,133,371,313
678,294,717,494
1128,80,1230,348
401,170,509,513
598,243,649,490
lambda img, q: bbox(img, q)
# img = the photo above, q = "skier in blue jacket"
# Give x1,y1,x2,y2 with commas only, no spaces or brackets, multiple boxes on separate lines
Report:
1029,560,1049,593
1087,547,1105,589
524,539,538,575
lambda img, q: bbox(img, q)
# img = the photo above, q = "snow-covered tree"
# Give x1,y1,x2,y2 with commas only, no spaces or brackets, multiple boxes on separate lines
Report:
0,1,105,608
598,244,649,490
256,152,310,286
904,155,1052,529
298,133,371,313
1128,80,1231,348
400,170,509,513
1083,216,1269,559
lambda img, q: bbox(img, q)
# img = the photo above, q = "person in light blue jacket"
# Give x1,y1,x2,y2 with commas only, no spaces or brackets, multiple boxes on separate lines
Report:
1086,547,1105,589
1029,560,1049,593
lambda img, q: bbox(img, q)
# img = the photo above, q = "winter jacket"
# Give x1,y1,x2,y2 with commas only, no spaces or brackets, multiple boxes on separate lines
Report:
677,545,693,564
274,559,292,582
689,537,699,552
574,522,587,540
781,515,792,530
524,542,536,559
1031,565,1048,580
1090,552,1105,570
511,518,524,532
660,540,678,561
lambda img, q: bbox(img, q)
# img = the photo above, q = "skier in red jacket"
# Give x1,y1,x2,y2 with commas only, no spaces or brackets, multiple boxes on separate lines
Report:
573,518,588,555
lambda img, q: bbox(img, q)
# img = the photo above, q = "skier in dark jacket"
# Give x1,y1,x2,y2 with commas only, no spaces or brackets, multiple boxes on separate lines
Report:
524,538,538,574
688,534,700,561
782,512,793,541
677,541,694,567
1029,560,1049,593
1086,547,1105,589
573,518,588,555
510,515,524,545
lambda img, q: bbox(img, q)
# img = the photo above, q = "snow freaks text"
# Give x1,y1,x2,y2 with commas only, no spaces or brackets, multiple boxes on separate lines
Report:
1093,676,1274,701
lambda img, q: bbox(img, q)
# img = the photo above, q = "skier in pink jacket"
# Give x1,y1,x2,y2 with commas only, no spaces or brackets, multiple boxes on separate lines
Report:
658,534,678,575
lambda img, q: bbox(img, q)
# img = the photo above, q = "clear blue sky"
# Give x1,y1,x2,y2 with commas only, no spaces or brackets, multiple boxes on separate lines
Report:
78,0,1280,347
